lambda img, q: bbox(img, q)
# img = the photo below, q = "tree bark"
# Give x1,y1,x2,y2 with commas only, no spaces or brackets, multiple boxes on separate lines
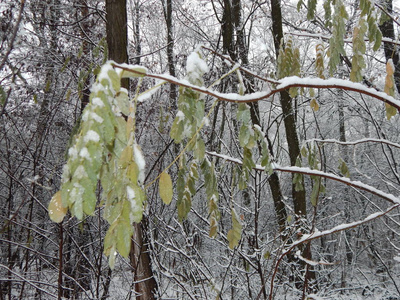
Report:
130,222,158,300
270,0,315,289
106,0,129,88
162,0,177,108
106,1,157,298
379,0,400,93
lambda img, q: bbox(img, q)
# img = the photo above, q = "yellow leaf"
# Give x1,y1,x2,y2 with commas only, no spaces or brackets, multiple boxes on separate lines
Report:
209,217,218,238
386,60,394,75
48,191,68,223
159,172,173,205
310,98,319,111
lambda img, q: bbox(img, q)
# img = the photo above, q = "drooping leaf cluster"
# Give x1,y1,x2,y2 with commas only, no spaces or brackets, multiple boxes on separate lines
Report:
327,0,348,75
169,51,221,235
49,63,149,267
277,35,301,97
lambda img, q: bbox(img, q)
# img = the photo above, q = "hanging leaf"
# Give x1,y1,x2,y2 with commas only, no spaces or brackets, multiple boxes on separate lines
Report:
315,43,325,79
310,98,320,111
339,159,350,178
116,221,133,258
310,177,321,206
384,60,397,120
307,0,317,20
107,69,121,93
48,191,68,223
227,208,242,249
159,172,173,205
177,189,191,222
328,0,348,75
350,18,367,82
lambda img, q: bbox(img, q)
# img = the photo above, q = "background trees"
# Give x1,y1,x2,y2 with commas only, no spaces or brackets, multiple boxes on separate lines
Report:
1,0,400,299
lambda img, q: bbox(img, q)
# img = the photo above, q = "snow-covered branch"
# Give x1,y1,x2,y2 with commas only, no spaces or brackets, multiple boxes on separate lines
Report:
306,138,400,149
113,64,400,112
206,151,400,205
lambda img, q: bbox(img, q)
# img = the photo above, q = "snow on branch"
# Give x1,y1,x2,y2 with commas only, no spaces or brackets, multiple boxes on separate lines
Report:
306,137,400,149
206,150,400,205
289,31,400,47
113,64,400,112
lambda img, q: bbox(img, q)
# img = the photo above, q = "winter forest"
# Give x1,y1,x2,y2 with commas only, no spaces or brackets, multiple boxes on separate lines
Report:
1,0,400,299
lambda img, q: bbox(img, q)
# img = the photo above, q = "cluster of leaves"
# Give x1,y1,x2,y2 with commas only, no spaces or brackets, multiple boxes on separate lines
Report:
168,52,222,237
327,0,348,75
360,0,383,52
237,103,256,190
49,62,148,267
277,35,300,97
350,18,367,82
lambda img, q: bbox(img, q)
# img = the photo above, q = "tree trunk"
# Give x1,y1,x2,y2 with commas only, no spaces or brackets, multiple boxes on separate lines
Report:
130,222,158,300
270,0,315,289
162,0,177,108
379,0,400,93
106,0,129,89
106,1,157,298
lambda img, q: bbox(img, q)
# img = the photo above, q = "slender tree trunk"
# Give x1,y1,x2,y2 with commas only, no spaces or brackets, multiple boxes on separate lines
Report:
106,0,129,88
131,0,141,65
162,0,177,108
79,0,91,112
130,222,158,299
270,0,315,290
106,1,157,298
379,0,400,93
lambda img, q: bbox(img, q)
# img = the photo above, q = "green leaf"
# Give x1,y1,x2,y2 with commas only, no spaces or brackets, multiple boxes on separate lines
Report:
116,221,132,258
297,0,304,11
385,103,397,120
177,190,191,222
107,69,121,93
339,159,350,178
108,246,117,269
0,85,7,106
328,0,348,75
121,66,147,78
310,177,321,206
115,90,130,116
82,185,97,215
159,172,173,205
307,0,317,20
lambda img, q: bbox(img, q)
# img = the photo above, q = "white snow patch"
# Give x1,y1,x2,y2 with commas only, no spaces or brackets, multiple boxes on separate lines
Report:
186,52,209,74
97,62,114,87
126,185,135,201
202,116,210,127
91,112,104,123
84,130,100,143
133,143,146,184
92,97,105,107
68,147,78,159
73,165,87,180
81,110,90,122
175,110,185,121
137,80,164,102
79,147,90,160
